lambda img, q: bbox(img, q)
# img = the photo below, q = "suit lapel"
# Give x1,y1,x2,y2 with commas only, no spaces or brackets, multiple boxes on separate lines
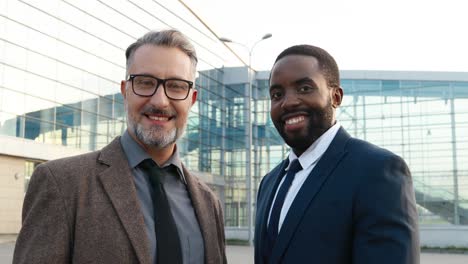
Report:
257,160,289,255
270,128,350,263
97,137,151,264
182,166,217,262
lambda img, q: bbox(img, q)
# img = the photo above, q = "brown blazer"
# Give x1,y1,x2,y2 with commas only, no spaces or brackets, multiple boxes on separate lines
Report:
13,137,227,264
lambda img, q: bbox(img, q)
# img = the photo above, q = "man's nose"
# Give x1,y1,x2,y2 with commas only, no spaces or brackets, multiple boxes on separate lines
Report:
281,91,300,109
149,83,170,106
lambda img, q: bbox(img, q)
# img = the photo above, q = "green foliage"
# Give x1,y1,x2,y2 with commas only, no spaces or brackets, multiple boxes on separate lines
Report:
226,239,250,246
421,246,468,254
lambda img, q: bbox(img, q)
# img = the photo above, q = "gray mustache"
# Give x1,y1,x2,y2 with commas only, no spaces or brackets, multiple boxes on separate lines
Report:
141,107,176,116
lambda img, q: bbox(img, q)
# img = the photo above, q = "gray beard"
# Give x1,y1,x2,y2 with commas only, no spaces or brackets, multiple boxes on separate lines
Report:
135,124,177,149
129,119,185,149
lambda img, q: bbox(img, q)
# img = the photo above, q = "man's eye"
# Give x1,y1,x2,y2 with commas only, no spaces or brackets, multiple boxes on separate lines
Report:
298,86,313,93
270,91,283,100
135,78,156,87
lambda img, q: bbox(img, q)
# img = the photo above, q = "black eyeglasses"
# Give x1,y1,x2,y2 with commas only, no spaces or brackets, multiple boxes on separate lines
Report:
127,74,193,100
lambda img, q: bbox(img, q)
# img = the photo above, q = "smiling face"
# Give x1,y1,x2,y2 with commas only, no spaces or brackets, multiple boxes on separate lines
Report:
269,54,343,156
121,44,197,154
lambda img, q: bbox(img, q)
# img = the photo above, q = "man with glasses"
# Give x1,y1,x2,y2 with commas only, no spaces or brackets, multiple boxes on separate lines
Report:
14,30,227,264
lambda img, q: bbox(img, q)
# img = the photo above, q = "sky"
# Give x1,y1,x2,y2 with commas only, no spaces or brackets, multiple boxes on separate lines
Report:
186,0,468,72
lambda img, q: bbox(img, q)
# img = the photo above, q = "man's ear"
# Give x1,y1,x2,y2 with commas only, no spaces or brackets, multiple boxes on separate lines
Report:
120,80,128,100
332,86,343,108
190,89,198,106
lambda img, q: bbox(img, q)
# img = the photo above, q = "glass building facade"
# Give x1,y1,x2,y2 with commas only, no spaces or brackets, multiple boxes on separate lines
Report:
0,0,237,153
0,0,238,233
251,70,468,226
1,0,467,237
337,71,468,225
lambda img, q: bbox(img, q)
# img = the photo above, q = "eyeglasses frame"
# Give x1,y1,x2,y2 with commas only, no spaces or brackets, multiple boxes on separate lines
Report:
127,74,194,100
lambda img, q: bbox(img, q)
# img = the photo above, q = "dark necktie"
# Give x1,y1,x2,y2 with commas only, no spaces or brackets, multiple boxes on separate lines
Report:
140,159,182,264
264,159,303,261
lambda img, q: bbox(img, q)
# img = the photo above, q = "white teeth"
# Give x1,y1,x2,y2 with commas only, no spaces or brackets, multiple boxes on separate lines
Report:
148,116,169,121
285,116,304,125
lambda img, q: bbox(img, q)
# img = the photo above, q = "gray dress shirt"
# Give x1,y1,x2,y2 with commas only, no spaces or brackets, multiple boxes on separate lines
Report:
120,131,205,264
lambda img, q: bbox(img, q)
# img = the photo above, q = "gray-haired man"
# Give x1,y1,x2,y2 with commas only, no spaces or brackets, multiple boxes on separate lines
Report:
14,30,227,264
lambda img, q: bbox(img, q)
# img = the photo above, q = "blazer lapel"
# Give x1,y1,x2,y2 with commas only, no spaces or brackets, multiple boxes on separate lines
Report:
256,160,289,255
270,128,350,263
97,137,151,264
182,166,218,262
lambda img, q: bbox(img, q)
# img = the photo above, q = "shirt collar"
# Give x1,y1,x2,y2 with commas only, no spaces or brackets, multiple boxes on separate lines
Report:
120,130,187,184
287,121,341,171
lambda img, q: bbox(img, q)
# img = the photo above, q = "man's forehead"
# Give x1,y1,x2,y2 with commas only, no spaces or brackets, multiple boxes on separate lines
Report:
273,54,319,71
270,55,321,83
129,45,195,77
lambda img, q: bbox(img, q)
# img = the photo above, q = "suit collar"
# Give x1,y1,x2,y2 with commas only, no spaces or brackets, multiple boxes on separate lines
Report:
119,130,187,184
98,137,152,264
100,138,220,263
256,159,289,260
270,127,351,263
288,121,342,171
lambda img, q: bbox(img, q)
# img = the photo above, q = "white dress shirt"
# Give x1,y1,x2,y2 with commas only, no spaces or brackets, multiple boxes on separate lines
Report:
268,122,341,233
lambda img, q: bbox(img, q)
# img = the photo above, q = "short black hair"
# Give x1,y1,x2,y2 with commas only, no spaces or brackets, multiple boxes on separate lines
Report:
273,45,340,88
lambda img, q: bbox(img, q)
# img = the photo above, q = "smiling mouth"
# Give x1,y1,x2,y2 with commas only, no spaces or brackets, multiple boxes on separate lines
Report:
144,114,175,122
284,115,305,125
147,115,170,121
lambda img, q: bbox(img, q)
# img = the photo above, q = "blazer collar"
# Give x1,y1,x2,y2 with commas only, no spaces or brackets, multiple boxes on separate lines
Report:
266,160,290,204
120,130,187,184
97,137,152,264
270,127,351,263
256,159,289,261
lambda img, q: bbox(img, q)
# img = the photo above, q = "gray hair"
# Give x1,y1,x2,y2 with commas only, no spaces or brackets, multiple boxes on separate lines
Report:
125,29,198,77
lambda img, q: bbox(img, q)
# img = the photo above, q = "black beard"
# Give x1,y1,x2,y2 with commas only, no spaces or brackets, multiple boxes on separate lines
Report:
274,100,334,155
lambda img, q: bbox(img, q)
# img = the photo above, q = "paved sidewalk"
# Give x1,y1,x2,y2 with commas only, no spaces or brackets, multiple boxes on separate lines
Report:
226,245,468,264
0,235,16,244
2,237,468,264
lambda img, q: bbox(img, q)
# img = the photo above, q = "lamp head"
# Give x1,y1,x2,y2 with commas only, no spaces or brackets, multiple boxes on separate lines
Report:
219,37,233,43
262,33,272,40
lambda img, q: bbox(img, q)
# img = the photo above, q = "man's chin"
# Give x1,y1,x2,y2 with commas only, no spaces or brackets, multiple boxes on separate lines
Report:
282,131,308,147
135,126,177,149
284,137,310,149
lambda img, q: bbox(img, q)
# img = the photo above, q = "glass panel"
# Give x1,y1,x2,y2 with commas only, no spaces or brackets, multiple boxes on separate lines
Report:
0,112,19,137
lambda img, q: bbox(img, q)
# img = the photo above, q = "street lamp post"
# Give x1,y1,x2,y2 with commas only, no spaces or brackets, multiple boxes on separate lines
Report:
220,33,272,245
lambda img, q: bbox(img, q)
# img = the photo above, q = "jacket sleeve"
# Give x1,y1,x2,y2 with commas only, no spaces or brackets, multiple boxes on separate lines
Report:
352,155,420,264
13,164,72,264
215,198,228,264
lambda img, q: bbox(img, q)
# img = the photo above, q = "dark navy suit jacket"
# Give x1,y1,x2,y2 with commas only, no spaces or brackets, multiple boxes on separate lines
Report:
254,128,419,264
